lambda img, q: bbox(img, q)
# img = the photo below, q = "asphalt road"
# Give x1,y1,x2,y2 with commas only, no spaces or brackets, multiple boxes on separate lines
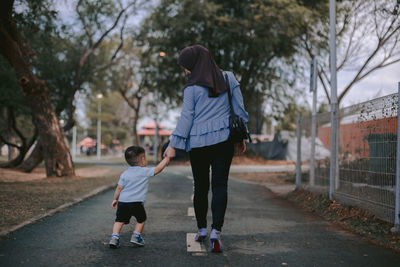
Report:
1,164,400,266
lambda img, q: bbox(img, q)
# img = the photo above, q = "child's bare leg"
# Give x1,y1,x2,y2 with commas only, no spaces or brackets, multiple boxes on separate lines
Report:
134,222,145,233
112,222,124,234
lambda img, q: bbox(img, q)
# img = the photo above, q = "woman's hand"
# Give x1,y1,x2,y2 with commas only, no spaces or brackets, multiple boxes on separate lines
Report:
111,200,118,209
163,146,176,158
234,140,246,156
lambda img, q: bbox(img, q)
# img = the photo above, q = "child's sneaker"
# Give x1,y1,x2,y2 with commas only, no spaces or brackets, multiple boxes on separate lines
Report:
109,235,120,249
130,232,145,246
195,227,208,242
209,229,223,252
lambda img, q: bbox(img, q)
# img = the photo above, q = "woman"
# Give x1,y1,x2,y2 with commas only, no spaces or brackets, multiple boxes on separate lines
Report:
163,45,249,252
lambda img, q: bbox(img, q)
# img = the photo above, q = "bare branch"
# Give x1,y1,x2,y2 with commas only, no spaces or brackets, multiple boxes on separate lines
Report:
76,0,94,47
91,1,136,52
337,19,357,71
111,14,128,61
357,57,400,81
119,87,136,109
338,23,400,103
72,0,136,109
317,69,331,103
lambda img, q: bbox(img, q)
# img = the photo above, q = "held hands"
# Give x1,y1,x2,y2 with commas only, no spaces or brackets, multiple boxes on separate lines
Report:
111,199,118,209
163,146,176,158
234,140,246,156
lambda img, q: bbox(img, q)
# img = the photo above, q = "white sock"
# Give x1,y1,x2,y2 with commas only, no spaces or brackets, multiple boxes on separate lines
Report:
210,229,220,239
198,228,208,236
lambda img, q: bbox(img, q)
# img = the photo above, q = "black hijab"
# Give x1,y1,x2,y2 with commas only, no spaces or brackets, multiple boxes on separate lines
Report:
178,45,227,97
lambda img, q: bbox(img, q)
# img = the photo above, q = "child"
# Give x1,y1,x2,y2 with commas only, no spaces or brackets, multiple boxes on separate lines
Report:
109,146,170,248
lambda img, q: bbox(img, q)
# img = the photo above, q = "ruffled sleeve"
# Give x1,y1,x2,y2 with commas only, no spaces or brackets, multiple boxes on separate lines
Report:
169,86,195,150
168,135,186,150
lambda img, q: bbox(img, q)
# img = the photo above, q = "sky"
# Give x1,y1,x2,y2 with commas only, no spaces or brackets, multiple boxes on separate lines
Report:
338,63,399,106
306,62,400,113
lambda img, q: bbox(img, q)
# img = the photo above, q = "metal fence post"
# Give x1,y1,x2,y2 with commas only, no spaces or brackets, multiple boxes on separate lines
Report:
392,82,400,233
329,0,337,201
296,114,302,188
310,59,317,187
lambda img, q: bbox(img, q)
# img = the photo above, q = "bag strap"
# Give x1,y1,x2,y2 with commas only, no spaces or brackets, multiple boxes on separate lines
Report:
224,72,235,116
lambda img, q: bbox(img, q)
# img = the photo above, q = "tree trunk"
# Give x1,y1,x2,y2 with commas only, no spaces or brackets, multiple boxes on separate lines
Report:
132,112,140,146
0,107,38,168
4,107,17,160
7,130,17,161
0,1,74,177
17,139,43,172
1,144,28,168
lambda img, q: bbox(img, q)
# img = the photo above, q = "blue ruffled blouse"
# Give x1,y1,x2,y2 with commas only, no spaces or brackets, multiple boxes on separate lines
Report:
169,71,249,152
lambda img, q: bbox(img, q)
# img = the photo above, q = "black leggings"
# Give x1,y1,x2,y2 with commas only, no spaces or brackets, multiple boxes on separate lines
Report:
189,140,234,231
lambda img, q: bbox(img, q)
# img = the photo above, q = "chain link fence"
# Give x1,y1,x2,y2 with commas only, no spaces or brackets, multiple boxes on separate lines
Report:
298,92,399,223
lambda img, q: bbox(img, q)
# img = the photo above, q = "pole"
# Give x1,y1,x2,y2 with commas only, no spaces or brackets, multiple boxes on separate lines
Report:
72,125,77,161
310,58,318,187
296,114,302,188
97,100,101,160
329,0,338,200
154,120,159,162
153,91,159,162
392,82,400,233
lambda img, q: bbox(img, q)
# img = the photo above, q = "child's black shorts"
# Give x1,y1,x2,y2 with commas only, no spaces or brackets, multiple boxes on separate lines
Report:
116,202,147,224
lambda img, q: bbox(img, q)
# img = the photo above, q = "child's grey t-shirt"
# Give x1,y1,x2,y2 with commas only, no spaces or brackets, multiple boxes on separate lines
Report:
118,166,156,203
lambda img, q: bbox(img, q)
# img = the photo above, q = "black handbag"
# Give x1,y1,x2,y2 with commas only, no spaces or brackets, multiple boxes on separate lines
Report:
224,72,252,143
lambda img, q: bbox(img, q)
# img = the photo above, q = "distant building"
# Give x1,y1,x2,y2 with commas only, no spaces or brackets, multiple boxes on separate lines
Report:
138,122,172,152
78,137,106,156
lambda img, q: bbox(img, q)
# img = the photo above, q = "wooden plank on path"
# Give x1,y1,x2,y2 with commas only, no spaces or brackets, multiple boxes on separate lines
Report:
186,233,206,253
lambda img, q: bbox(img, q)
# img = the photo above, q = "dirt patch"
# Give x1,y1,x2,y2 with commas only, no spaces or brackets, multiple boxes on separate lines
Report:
232,156,293,166
169,155,294,166
286,189,400,251
232,172,295,184
0,167,121,232
0,166,114,182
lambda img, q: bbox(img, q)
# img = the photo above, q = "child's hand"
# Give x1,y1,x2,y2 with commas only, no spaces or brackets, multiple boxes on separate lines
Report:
111,200,118,209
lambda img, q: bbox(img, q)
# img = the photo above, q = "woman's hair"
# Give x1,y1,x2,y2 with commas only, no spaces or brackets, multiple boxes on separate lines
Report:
178,45,227,97
124,146,145,166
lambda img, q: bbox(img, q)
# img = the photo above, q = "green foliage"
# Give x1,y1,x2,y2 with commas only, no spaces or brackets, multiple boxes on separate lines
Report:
275,102,311,131
138,0,327,132
0,57,35,141
0,58,25,111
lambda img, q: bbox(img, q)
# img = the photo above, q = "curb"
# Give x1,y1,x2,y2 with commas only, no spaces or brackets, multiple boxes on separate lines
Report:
0,183,117,238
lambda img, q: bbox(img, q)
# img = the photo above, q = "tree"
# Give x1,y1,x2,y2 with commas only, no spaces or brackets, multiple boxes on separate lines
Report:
1,0,139,173
275,102,311,131
138,0,325,134
101,43,147,146
0,0,74,176
85,92,131,146
300,0,400,105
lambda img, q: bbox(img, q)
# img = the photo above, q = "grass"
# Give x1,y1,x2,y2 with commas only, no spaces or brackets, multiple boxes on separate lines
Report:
0,168,121,232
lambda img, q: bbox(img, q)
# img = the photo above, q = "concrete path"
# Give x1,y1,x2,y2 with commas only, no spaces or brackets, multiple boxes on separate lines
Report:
168,165,309,173
1,164,400,266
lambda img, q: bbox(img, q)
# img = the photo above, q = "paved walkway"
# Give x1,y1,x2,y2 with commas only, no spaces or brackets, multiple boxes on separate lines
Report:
0,165,399,266
169,164,309,173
